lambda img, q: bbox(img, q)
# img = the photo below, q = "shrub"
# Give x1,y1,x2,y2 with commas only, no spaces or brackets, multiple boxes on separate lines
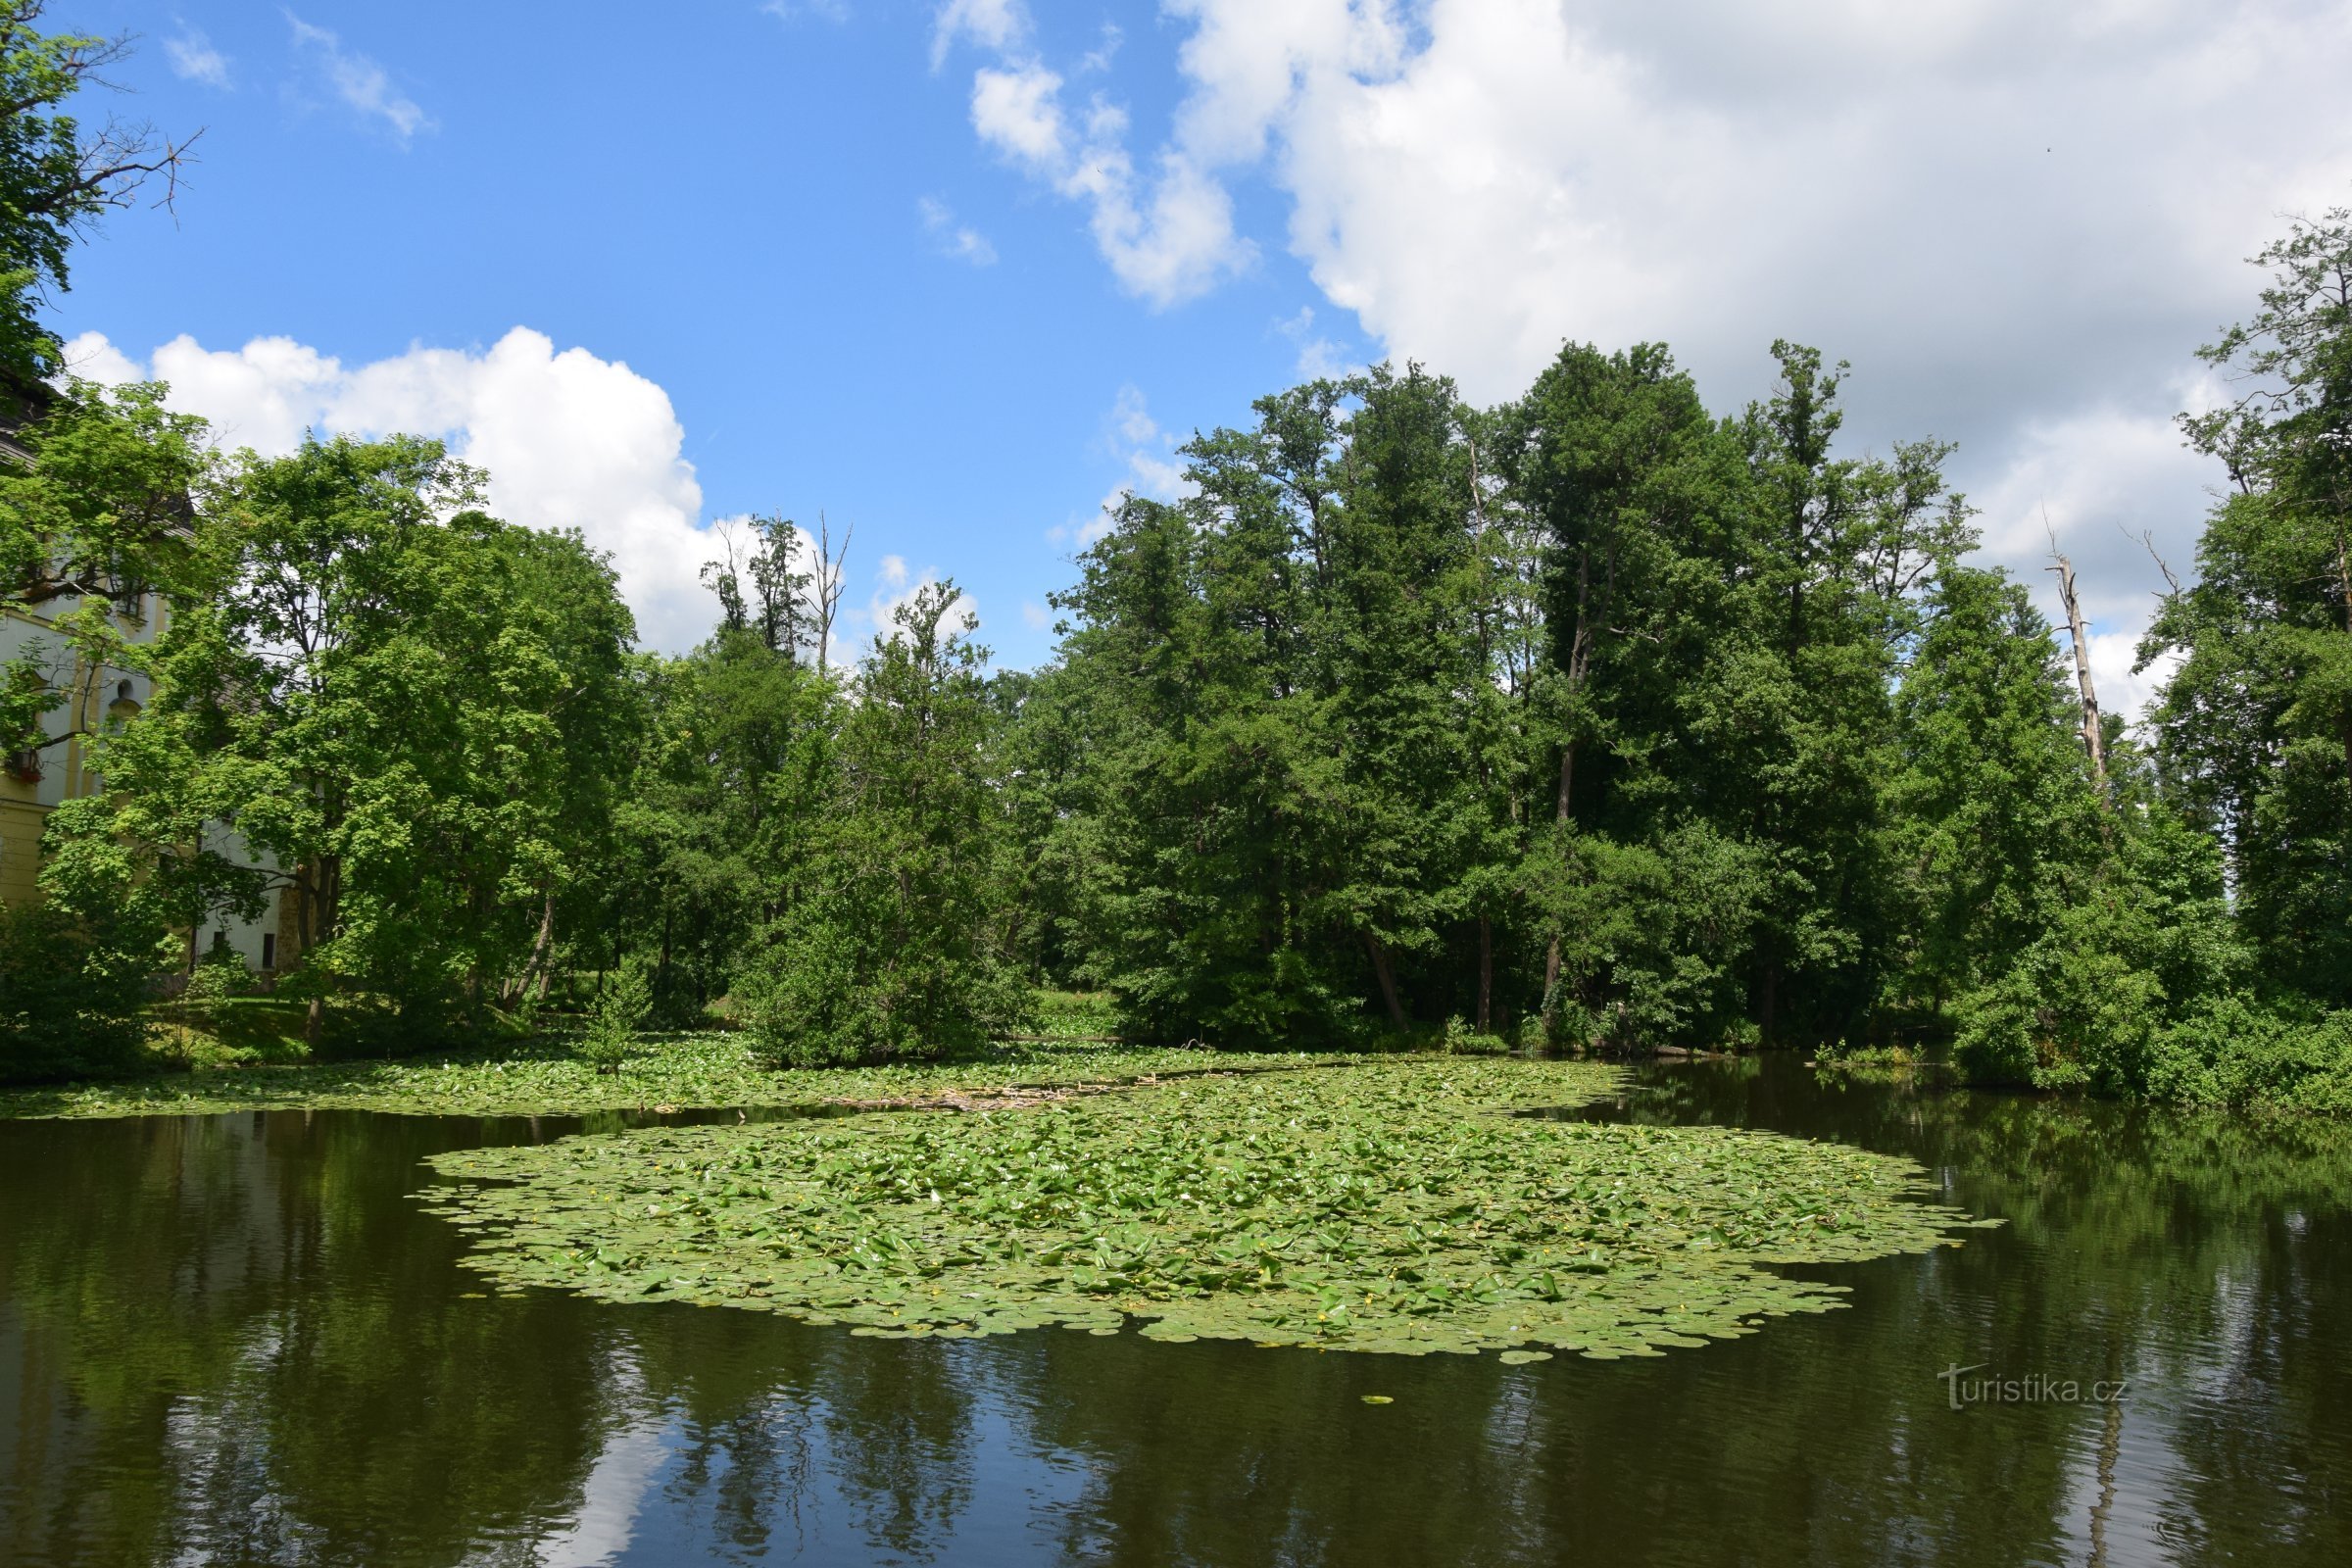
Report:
738,896,1028,1069
2145,998,2352,1114
0,902,150,1083
577,958,653,1074
1442,1014,1511,1055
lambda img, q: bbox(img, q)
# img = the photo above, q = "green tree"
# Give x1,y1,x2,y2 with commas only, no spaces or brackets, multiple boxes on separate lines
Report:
2148,208,2352,1005
2,379,210,757
739,581,1025,1065
45,436,639,1047
1886,564,2109,1011
0,2,195,384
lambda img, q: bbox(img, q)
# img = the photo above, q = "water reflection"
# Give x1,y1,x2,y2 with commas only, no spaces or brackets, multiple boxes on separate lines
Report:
1,1059,2346,1566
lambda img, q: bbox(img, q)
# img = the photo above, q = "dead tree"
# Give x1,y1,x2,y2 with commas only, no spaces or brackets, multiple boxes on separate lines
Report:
2045,525,2108,794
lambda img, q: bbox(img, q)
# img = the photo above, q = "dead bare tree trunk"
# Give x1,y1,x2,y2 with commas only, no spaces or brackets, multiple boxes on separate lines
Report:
810,514,854,675
2046,539,2108,793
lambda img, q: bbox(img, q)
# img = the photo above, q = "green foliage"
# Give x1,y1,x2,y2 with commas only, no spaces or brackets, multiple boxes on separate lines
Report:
1440,1015,1510,1054
0,900,147,1080
577,958,653,1074
43,435,641,1040
1029,990,1123,1040
0,5,189,382
738,583,1028,1066
2149,208,2352,1008
2144,998,2352,1114
16,183,2350,1117
1,378,212,754
422,1057,1993,1357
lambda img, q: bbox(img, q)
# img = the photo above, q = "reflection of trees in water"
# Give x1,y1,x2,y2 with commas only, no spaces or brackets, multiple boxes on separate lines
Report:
3,1072,2349,1565
0,1112,616,1566
605,1299,985,1565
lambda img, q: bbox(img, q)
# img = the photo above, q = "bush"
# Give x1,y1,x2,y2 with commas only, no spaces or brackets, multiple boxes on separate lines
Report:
576,958,653,1074
0,902,150,1083
1442,1014,1511,1054
738,896,1029,1068
1952,910,2166,1092
2145,998,2352,1114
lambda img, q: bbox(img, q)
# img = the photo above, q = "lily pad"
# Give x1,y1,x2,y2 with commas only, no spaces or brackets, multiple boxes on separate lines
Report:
420,1056,1992,1359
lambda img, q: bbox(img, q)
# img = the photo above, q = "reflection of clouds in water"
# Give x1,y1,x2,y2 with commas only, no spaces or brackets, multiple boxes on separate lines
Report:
531,1355,666,1568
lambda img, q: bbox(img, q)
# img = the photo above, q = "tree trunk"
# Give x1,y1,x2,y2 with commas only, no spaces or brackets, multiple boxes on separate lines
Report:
1541,546,1592,1034
1477,915,1494,1034
1366,933,1406,1030
516,890,555,1003
2336,527,2352,783
2048,551,2108,792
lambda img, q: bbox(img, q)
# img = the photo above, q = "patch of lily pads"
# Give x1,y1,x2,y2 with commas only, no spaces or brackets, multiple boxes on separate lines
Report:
0,1035,1307,1121
420,1056,1997,1359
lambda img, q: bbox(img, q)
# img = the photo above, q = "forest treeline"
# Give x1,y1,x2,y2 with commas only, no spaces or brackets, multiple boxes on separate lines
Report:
1,5,2347,1105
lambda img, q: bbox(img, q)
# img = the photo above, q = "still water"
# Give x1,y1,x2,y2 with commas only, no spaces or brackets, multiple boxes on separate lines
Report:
2,1056,2345,1566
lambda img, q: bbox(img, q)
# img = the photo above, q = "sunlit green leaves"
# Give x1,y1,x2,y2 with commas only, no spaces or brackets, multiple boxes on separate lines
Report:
421,1057,1991,1358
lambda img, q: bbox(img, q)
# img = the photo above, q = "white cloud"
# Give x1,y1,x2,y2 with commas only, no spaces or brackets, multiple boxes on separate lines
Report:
1276,306,1353,380
1069,385,1193,542
2087,631,2180,728
917,195,998,266
957,50,1252,306
970,63,1068,167
63,327,717,653
1021,600,1052,630
946,0,2352,728
59,333,146,386
932,0,1027,71
1079,24,1123,75
762,0,849,22
288,16,431,141
166,31,231,89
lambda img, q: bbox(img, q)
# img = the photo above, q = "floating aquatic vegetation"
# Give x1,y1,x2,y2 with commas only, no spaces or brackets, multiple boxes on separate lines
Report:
421,1057,1996,1358
0,1036,1305,1121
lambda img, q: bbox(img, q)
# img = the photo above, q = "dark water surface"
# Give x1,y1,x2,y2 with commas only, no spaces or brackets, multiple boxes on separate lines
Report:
2,1057,2346,1567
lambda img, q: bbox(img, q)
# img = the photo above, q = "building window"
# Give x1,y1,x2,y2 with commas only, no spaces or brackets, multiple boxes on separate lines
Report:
4,749,39,783
262,933,276,970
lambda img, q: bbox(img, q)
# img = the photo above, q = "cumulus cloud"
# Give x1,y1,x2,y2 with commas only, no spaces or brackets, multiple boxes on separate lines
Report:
166,30,231,89
948,0,2352,725
1276,306,1355,381
917,195,998,265
953,30,1252,305
1054,385,1193,545
932,0,1028,70
63,327,718,652
288,16,432,141
1078,23,1123,75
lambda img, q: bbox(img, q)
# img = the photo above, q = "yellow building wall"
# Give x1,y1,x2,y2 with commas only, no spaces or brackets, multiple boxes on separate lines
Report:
2,590,159,909
0,796,44,906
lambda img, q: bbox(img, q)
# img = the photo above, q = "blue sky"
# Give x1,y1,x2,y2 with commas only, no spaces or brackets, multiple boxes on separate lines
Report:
49,2,2352,696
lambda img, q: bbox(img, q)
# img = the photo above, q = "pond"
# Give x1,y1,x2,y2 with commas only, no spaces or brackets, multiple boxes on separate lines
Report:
1,1055,2345,1566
